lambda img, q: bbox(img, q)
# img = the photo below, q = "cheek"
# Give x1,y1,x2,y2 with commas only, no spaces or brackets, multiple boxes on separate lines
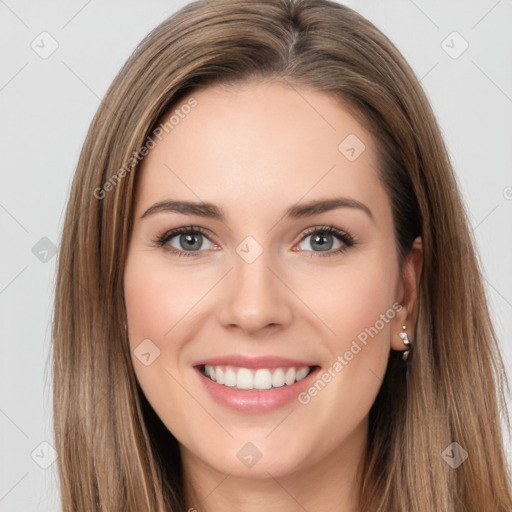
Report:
123,253,180,379
302,258,398,407
124,252,210,343
123,253,199,434
123,251,221,397
124,265,171,341
310,257,398,344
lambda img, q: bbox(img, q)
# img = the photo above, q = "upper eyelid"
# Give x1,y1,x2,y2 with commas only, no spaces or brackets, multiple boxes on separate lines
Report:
163,226,218,244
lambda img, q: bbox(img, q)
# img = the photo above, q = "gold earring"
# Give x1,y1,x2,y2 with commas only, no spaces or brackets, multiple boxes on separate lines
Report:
399,325,411,360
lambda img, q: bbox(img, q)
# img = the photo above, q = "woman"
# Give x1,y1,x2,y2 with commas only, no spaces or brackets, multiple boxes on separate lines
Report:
52,0,512,510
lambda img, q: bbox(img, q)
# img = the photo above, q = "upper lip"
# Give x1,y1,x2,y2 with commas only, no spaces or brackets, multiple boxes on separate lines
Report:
192,354,318,369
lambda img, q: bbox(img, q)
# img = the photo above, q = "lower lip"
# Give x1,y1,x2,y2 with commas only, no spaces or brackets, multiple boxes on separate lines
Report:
194,366,320,413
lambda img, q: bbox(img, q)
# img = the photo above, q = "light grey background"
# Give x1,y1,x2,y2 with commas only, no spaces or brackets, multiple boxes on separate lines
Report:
1,0,511,510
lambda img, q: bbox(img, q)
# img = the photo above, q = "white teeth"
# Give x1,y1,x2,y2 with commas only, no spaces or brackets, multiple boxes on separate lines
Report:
203,364,312,390
296,367,310,381
285,367,295,385
224,368,237,387
271,368,285,387
254,369,272,390
237,368,253,389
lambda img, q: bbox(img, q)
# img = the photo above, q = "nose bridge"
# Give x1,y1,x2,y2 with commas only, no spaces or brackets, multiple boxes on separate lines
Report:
217,238,292,332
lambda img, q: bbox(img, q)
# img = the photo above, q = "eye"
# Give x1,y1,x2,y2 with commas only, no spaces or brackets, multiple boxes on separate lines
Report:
295,225,355,257
153,224,356,258
153,226,217,257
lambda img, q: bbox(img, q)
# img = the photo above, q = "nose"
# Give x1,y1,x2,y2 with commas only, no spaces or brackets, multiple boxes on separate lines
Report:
217,246,294,335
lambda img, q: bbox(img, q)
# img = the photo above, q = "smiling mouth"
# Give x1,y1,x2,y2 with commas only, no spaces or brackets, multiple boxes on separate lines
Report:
200,364,318,391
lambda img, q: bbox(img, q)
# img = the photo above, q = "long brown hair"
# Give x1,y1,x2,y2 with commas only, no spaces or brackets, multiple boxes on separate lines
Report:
52,0,512,510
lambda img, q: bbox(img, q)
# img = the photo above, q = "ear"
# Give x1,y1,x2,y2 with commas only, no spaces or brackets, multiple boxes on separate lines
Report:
390,236,423,351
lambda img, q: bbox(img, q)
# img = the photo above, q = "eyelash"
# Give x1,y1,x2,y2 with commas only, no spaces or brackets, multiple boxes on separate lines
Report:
152,224,356,258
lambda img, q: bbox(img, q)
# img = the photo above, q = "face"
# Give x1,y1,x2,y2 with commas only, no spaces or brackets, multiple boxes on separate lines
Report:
123,80,419,481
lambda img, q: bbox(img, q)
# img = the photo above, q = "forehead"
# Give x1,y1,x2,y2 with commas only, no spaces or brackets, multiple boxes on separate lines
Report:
134,80,387,224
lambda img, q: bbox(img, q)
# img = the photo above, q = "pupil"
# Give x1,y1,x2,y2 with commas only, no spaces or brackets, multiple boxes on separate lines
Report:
182,233,201,250
313,233,332,251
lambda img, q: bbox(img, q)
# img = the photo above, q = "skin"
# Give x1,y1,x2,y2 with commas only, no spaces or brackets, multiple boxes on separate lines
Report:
123,79,422,512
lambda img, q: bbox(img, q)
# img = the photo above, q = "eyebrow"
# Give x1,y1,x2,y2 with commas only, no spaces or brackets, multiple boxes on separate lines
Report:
140,197,374,222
